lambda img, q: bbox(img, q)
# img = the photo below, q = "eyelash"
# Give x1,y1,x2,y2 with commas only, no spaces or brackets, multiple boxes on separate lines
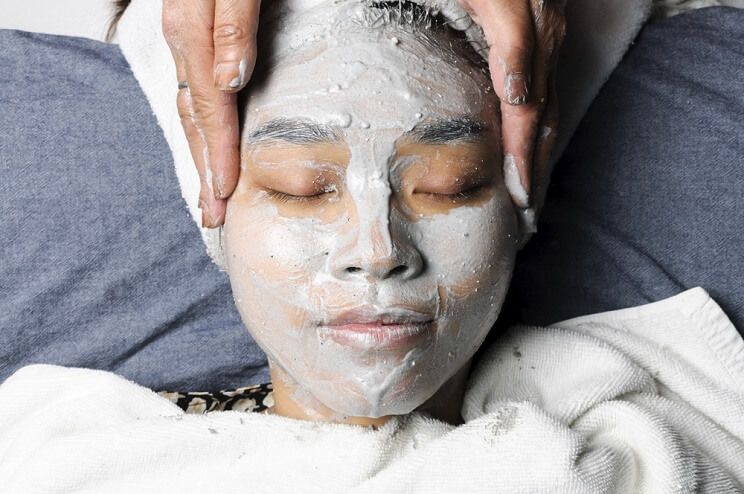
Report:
417,184,487,200
266,189,331,203
265,184,487,203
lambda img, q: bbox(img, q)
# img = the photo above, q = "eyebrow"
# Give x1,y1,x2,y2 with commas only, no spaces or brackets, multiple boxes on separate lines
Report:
247,116,488,146
248,118,341,145
406,117,488,144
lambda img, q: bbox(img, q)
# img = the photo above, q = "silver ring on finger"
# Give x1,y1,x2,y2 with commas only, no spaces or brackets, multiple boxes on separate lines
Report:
177,80,189,90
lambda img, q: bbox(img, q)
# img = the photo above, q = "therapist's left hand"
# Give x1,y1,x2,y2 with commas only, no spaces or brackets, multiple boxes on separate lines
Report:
163,0,262,228
459,0,566,216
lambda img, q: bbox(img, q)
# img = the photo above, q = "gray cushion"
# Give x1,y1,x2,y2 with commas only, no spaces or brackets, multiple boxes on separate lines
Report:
0,30,269,390
509,7,744,331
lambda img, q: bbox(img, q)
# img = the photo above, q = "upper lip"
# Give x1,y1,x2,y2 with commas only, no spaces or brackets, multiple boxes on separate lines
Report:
322,306,434,327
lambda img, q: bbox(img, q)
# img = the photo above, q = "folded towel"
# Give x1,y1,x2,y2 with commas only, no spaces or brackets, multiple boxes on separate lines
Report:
1,288,742,492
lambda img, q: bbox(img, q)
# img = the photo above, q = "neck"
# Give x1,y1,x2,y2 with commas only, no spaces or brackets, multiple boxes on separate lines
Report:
269,360,471,427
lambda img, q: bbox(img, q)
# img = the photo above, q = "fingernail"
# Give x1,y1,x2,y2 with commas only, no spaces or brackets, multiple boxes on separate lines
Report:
212,176,227,200
214,60,246,91
503,155,530,209
201,208,216,228
505,73,529,105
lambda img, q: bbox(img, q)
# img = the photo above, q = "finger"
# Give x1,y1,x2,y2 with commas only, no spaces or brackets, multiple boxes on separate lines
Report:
532,70,559,216
500,85,543,210
176,82,227,228
178,1,241,209
499,0,564,210
164,0,233,225
526,0,565,213
463,0,535,105
213,0,261,92
164,10,223,226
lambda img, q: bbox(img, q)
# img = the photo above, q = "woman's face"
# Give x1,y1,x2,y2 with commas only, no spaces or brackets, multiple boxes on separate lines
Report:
223,15,519,418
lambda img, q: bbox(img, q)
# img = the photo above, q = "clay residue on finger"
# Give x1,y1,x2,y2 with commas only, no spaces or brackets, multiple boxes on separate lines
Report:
502,154,529,208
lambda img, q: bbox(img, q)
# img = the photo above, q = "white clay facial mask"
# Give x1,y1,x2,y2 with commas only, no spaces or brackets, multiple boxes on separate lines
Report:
223,1,519,418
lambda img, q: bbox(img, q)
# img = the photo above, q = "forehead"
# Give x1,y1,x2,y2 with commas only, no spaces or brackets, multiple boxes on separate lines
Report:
243,15,495,138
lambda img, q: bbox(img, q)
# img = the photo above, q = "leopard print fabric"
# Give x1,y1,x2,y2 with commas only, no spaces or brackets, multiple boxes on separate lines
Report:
157,383,274,414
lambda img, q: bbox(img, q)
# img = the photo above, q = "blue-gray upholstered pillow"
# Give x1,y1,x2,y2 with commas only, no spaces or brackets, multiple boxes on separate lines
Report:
0,30,269,390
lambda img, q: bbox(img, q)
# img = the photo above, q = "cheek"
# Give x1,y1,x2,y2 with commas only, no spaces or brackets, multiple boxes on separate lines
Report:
225,206,311,283
416,195,518,309
223,201,335,334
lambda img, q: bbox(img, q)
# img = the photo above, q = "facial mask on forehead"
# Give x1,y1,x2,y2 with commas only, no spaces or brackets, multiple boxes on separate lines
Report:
223,0,519,418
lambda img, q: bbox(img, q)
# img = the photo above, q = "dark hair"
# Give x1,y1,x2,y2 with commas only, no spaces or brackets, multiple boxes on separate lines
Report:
106,1,461,44
106,0,132,42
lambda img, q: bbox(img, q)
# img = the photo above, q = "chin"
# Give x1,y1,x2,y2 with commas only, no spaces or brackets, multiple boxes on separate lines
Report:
305,353,457,418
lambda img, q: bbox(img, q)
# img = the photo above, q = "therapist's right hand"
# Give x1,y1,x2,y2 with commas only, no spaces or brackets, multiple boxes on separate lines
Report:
162,0,261,228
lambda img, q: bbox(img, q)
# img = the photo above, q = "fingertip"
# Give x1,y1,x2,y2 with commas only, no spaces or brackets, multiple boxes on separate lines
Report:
214,168,239,201
209,136,240,201
213,0,261,92
214,54,255,92
212,173,238,200
201,199,227,228
503,154,530,209
212,200,227,227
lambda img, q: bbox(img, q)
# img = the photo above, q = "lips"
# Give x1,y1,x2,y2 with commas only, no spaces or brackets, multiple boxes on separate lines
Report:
318,307,434,350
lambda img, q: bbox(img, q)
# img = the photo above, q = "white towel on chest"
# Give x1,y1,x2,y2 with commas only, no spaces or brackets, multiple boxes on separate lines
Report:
1,288,743,492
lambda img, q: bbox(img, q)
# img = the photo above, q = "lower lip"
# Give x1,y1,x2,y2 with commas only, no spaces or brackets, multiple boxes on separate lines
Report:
319,321,433,350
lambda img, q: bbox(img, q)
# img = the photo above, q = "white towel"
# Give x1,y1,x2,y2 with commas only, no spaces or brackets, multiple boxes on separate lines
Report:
1,288,743,492
115,0,653,267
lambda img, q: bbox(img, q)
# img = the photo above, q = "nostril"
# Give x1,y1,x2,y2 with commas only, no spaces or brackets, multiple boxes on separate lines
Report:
342,264,410,278
389,265,408,277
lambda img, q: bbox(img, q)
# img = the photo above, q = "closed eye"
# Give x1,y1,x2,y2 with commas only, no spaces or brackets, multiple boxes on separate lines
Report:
266,187,336,203
413,183,489,201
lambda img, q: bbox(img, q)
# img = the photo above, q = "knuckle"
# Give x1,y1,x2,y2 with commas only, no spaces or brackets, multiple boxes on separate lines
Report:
179,115,201,144
501,102,540,126
176,92,193,121
189,95,221,123
161,6,183,42
213,22,250,45
181,121,203,150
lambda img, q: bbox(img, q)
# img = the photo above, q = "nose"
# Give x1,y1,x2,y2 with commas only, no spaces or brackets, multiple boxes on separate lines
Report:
331,229,424,282
341,253,422,281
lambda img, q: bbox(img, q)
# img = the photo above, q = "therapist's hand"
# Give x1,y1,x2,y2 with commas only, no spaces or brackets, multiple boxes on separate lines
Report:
163,0,261,227
459,0,565,215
